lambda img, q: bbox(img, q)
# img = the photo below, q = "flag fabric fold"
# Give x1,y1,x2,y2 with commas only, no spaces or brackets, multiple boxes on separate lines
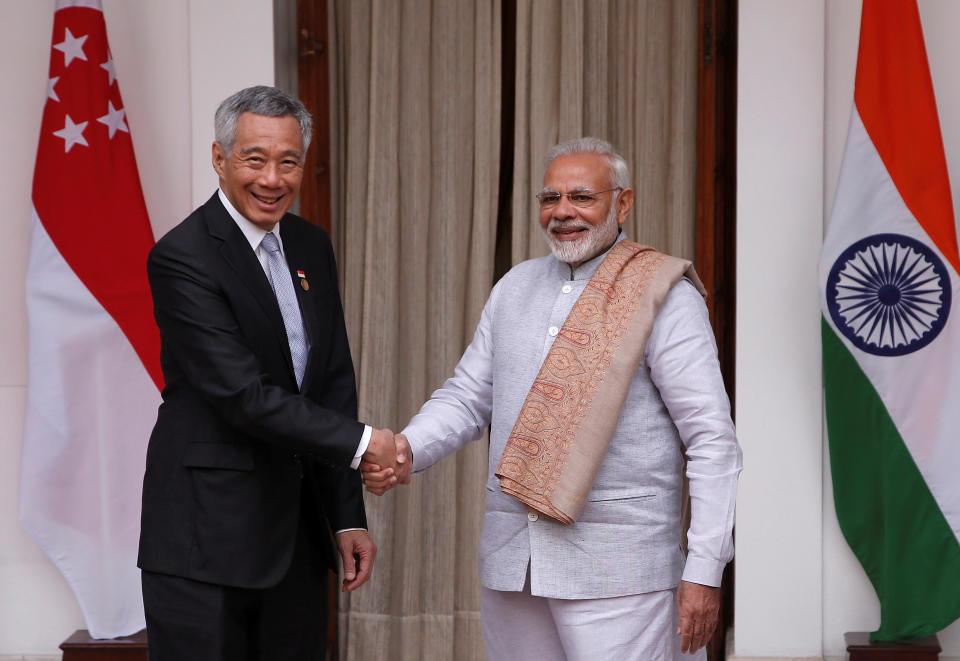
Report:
19,0,161,639
820,0,960,642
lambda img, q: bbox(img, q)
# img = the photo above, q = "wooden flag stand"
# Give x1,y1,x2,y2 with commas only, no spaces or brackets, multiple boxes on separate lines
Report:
59,630,148,661
846,631,940,660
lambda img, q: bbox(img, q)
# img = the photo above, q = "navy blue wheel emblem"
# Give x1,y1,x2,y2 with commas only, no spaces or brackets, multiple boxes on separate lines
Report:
826,233,951,356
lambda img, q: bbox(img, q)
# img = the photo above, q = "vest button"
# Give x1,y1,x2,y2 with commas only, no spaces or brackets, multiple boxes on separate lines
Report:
527,512,539,522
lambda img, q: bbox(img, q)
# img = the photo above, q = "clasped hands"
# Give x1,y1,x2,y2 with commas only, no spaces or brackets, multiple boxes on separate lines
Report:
360,428,411,495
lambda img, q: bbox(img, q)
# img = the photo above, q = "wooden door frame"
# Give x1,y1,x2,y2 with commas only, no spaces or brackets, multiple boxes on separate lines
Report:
295,0,332,235
696,1,738,659
697,0,737,402
295,10,337,659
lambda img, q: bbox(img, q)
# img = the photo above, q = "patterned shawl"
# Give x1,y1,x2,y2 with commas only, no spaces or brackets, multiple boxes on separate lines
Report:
494,240,704,524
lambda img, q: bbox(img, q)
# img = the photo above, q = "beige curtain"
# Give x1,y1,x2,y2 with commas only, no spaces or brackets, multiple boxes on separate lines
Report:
328,1,501,659
329,1,696,659
511,0,698,264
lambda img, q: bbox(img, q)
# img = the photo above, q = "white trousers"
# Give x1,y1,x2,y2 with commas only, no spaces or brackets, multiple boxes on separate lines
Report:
481,578,709,661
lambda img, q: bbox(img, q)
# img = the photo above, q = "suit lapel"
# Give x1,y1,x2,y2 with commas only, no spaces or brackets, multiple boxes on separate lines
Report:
202,194,297,382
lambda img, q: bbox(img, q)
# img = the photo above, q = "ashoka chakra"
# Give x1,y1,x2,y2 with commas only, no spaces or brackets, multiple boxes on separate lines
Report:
826,233,951,356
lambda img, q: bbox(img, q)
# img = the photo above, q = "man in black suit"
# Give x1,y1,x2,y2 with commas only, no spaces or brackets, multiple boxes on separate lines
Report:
138,86,399,660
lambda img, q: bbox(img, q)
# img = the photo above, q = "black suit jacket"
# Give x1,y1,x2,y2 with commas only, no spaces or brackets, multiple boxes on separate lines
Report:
138,192,366,589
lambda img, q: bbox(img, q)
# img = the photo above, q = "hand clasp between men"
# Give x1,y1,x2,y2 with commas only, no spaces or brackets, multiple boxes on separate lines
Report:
360,429,412,495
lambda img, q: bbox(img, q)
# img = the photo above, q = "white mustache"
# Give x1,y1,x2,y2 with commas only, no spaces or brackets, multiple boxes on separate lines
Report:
547,219,592,233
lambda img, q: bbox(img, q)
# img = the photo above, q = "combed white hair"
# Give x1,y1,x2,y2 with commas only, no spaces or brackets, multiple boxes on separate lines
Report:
544,137,630,190
214,85,313,155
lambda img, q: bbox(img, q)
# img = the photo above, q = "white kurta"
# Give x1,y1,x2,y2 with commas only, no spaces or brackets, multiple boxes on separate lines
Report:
404,234,742,599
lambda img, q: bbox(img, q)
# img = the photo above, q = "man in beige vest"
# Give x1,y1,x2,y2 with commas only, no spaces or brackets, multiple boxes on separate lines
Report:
365,138,741,660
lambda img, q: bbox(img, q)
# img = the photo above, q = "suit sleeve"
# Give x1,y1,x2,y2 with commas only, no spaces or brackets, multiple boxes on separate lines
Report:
147,238,364,467
308,236,367,530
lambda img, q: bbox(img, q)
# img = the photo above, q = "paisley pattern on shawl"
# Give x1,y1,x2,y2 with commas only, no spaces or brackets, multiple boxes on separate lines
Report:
495,240,701,524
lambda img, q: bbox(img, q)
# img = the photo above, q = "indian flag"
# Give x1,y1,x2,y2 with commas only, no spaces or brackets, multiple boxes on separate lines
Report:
820,0,960,642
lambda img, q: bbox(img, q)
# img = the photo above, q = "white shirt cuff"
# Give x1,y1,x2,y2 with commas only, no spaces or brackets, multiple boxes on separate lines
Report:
350,425,372,470
335,528,368,535
680,554,726,587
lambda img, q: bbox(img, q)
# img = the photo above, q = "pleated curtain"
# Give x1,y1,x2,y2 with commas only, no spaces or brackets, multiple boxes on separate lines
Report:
328,1,696,659
329,1,500,659
511,0,698,264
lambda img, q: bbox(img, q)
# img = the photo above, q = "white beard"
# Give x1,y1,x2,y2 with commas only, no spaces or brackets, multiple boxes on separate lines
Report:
542,202,621,265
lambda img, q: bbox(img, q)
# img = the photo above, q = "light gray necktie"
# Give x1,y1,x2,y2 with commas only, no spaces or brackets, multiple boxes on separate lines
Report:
260,232,308,388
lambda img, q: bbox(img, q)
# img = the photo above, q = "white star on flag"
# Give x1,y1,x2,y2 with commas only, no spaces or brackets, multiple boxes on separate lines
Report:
100,57,116,85
48,77,60,102
53,27,88,67
53,114,89,152
97,101,128,139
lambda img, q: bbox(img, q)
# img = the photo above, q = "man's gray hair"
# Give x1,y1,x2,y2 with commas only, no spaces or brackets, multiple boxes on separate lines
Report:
214,85,313,156
545,137,630,189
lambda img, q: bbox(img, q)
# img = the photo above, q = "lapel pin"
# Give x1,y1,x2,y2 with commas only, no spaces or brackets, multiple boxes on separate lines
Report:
297,270,310,291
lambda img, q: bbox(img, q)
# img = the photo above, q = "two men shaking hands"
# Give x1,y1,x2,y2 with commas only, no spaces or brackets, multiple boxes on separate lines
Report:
139,85,740,661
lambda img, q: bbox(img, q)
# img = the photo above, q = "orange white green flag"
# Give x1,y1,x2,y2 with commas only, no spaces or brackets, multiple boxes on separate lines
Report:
820,0,960,641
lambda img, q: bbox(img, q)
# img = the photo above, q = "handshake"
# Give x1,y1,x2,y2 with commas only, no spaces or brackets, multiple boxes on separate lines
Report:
359,428,412,495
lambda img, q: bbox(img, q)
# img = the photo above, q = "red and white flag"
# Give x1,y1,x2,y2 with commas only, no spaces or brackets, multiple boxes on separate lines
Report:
20,0,162,638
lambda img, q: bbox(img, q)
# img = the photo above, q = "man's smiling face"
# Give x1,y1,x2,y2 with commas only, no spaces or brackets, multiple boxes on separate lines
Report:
539,152,632,266
213,112,304,230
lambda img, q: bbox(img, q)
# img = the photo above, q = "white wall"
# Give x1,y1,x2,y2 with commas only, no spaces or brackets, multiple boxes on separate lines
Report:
187,0,276,209
736,1,960,659
0,1,273,656
735,1,826,658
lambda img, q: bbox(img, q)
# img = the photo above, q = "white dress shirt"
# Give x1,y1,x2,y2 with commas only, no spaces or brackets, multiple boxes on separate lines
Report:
217,189,371,469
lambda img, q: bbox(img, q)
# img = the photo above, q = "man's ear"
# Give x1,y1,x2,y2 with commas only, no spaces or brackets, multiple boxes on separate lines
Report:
616,188,634,225
212,141,226,178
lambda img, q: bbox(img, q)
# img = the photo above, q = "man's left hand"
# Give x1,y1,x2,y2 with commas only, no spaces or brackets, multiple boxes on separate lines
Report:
335,530,376,592
677,580,720,654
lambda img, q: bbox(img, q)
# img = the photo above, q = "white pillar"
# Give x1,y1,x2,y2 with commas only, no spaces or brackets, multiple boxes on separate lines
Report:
188,0,276,211
734,1,825,658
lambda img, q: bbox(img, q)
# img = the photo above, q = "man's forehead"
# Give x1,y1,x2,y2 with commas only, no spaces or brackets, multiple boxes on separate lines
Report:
236,143,302,155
